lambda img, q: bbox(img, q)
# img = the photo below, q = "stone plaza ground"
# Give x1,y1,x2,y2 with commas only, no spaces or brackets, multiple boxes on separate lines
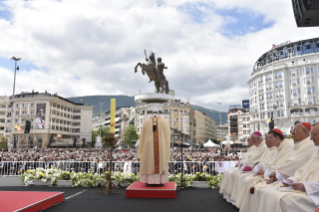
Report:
1,176,238,212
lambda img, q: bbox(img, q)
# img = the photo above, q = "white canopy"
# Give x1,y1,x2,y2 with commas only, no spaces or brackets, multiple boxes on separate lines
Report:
203,139,220,147
221,140,234,144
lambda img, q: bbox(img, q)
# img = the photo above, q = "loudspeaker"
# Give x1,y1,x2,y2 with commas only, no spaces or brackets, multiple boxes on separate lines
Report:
25,120,31,134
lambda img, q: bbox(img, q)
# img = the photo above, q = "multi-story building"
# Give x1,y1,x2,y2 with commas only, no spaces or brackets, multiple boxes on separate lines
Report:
136,99,191,143
249,37,319,135
92,107,136,140
0,91,94,148
216,124,228,141
189,110,216,144
228,108,251,141
205,114,217,141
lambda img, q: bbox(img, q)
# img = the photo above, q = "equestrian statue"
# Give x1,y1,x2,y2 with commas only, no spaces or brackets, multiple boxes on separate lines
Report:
134,50,170,94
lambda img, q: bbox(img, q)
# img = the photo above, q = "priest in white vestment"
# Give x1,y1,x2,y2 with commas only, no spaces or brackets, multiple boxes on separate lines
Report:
257,123,319,212
137,115,171,185
240,122,317,212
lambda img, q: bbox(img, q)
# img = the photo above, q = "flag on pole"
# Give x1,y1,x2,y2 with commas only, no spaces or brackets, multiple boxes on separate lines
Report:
15,125,23,132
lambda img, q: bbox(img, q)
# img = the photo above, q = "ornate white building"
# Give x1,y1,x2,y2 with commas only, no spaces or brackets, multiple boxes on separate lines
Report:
248,37,319,135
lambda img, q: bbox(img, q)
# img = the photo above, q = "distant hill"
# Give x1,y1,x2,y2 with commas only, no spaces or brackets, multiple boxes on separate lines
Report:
68,95,228,125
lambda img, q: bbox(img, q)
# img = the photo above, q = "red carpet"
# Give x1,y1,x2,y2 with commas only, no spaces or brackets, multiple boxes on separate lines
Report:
126,181,176,198
0,191,64,212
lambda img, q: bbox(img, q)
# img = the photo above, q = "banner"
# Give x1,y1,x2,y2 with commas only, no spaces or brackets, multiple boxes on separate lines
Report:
35,103,46,129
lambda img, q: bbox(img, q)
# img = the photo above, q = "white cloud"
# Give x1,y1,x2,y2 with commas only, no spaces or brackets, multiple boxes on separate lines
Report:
0,0,319,111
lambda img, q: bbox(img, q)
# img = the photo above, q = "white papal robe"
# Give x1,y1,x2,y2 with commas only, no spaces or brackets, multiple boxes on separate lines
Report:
240,136,317,212
138,117,171,184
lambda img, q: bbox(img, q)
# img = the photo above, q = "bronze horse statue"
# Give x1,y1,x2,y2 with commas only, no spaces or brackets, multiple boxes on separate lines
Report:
134,52,169,94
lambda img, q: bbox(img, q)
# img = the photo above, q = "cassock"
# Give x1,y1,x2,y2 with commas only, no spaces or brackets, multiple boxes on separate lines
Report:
235,138,293,208
137,117,171,184
219,145,256,195
258,147,319,212
240,136,317,212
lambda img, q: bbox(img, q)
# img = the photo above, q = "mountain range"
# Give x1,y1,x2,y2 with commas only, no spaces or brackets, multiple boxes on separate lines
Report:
68,95,228,125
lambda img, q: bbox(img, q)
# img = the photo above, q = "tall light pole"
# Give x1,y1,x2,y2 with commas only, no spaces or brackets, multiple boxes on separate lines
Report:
99,102,103,136
9,57,22,152
272,51,277,128
218,102,222,140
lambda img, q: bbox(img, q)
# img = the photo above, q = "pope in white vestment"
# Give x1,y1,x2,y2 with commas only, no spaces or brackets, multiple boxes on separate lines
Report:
137,116,171,185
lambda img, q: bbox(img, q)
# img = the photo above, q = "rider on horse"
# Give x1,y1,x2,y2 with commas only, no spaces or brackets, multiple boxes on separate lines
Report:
145,52,157,82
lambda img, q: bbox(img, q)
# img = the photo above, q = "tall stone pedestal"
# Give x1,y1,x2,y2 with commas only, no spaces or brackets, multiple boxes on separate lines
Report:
135,93,174,112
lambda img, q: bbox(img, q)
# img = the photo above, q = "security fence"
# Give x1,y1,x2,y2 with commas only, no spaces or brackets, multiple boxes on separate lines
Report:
0,161,239,176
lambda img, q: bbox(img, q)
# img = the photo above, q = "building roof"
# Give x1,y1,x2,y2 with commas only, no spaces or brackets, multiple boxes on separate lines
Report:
10,91,85,106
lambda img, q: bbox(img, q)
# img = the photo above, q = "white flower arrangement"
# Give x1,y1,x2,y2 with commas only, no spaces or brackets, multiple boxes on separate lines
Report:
70,171,105,187
20,167,63,186
20,167,222,189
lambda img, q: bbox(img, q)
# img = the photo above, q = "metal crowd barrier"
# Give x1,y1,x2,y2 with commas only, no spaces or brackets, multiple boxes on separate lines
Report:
0,161,239,176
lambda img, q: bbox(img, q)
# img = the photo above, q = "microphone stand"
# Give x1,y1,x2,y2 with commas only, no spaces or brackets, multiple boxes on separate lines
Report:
171,128,195,191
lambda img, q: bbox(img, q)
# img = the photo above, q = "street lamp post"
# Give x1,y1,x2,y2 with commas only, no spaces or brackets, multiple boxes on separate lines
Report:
218,102,222,140
99,102,103,136
271,51,277,128
9,57,22,152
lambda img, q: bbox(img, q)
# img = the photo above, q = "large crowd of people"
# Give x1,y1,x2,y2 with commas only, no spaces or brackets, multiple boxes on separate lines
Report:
0,146,247,175
219,122,319,212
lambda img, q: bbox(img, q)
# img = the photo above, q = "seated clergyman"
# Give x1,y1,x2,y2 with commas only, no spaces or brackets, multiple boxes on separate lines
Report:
256,123,319,212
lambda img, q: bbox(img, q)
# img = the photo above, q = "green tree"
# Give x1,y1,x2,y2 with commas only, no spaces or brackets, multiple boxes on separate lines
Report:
124,125,139,148
0,136,8,149
91,126,110,147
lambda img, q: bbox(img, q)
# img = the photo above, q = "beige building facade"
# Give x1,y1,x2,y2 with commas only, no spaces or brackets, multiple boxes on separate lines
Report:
0,91,94,148
135,99,191,142
191,110,216,144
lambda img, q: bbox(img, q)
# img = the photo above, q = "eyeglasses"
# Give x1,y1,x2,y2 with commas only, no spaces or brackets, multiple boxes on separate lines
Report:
291,128,305,133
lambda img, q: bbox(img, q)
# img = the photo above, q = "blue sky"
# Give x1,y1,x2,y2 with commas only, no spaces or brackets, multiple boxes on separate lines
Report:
178,2,274,37
0,57,41,73
216,8,274,37
0,2,11,21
